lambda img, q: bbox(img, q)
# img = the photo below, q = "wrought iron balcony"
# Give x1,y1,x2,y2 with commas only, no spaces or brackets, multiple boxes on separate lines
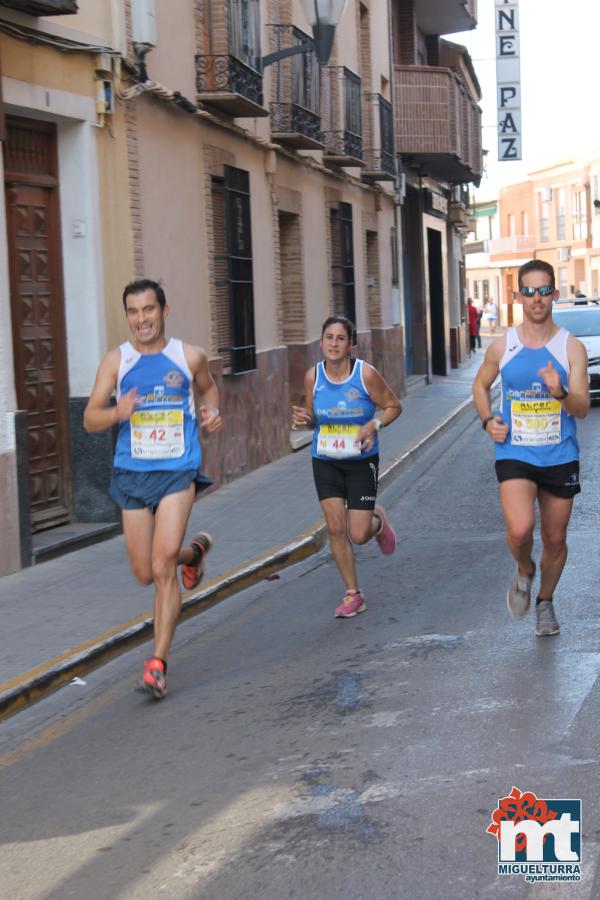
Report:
394,65,482,185
0,0,78,13
362,94,395,182
196,0,268,118
321,66,364,168
414,0,477,35
267,25,322,149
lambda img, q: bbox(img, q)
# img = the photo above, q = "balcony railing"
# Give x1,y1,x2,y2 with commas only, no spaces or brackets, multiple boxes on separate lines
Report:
414,0,477,35
485,235,536,255
267,25,322,149
362,94,395,182
0,0,78,13
321,66,364,167
196,0,268,118
394,65,482,185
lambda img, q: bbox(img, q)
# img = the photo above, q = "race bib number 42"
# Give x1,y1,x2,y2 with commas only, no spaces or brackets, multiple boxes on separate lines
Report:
511,399,561,446
130,409,185,459
317,424,361,459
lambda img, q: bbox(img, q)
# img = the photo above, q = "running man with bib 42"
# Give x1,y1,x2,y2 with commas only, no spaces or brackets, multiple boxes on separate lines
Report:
84,280,222,698
292,316,402,618
473,260,589,636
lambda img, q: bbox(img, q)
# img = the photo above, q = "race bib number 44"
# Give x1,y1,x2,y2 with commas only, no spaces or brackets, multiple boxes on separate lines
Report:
511,399,561,446
130,409,185,459
317,424,361,459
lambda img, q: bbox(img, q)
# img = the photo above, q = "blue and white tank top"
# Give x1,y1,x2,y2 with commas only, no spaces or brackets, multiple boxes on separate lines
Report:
496,326,578,466
113,338,201,472
311,359,378,460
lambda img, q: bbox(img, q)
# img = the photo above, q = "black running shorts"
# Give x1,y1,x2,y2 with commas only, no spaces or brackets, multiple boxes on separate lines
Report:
312,454,379,510
495,459,581,499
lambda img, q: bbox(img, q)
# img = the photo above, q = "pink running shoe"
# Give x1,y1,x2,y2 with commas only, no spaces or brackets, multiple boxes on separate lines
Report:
374,506,396,555
335,591,367,618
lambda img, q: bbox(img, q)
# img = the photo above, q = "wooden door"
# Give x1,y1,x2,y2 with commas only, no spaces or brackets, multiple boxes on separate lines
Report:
4,117,71,530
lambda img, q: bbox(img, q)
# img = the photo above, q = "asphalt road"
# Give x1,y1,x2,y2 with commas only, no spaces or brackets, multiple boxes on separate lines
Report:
2,408,600,900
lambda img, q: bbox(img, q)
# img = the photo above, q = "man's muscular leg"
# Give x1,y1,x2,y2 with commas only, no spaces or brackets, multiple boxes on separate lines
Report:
499,479,537,575
151,484,196,661
538,490,573,599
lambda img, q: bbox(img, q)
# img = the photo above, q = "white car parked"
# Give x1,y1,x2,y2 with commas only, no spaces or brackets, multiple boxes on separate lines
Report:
552,299,600,400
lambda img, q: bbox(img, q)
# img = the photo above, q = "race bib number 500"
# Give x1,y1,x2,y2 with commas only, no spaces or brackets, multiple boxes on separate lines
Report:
511,399,561,446
317,424,361,459
130,409,185,459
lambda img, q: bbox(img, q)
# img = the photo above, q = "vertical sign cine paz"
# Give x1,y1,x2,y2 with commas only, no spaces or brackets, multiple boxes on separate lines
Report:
496,0,521,161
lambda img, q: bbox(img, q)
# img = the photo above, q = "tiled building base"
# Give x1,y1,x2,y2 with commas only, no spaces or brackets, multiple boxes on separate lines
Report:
357,326,405,398
205,347,291,486
371,325,406,397
0,450,21,575
286,339,322,407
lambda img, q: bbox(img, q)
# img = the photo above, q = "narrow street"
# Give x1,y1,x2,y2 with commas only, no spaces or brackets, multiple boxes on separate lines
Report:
2,407,600,899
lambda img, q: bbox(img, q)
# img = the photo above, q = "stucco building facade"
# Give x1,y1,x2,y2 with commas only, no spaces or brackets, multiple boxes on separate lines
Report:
1,0,482,573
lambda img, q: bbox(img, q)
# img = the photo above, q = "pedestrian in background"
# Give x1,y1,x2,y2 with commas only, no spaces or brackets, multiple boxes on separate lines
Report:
476,303,483,348
485,299,498,334
467,298,478,353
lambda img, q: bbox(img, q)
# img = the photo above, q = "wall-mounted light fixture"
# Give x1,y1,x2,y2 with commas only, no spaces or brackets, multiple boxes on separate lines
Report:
262,0,349,68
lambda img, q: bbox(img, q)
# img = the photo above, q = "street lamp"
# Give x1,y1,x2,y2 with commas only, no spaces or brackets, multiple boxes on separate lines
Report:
301,0,350,66
262,0,349,68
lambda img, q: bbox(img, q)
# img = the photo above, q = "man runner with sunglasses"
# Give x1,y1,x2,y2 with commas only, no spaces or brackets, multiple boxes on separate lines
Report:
473,260,589,636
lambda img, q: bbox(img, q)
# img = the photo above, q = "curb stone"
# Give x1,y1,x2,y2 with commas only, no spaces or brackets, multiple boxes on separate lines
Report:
0,393,483,722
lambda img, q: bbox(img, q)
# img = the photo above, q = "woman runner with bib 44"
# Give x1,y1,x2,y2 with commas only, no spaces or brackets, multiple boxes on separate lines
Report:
292,316,402,618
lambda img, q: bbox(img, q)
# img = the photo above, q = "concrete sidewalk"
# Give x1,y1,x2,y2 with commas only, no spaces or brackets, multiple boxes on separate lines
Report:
0,349,487,719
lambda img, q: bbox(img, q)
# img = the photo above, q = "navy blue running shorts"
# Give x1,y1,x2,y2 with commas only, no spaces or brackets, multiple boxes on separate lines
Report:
109,469,213,513
495,459,580,499
312,454,379,510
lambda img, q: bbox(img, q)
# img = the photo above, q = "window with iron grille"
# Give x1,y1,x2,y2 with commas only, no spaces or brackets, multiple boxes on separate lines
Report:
330,202,356,323
344,70,362,144
211,166,256,374
379,97,394,165
292,27,319,112
230,0,261,72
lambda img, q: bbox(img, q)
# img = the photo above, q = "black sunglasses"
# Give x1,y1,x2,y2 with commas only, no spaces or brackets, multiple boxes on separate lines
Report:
519,285,554,297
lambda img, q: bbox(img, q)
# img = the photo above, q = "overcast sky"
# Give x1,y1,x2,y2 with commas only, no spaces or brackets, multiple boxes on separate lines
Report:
452,0,600,200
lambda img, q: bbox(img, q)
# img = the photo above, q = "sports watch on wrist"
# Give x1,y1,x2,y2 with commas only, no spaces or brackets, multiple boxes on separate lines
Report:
555,386,569,400
373,418,385,431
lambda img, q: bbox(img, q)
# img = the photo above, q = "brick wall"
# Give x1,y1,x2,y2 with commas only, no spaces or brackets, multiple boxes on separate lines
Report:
196,0,230,61
279,211,306,344
359,2,374,163
371,325,405,397
124,0,144,277
204,144,236,365
365,228,381,328
393,0,417,65
203,348,291,486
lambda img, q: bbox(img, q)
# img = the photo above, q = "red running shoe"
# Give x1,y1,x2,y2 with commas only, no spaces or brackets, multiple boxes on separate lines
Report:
137,657,167,700
181,531,213,590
